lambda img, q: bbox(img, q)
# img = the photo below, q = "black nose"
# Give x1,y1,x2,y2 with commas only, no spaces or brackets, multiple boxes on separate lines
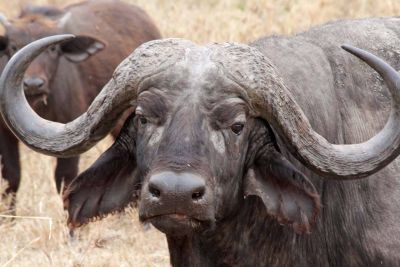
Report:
148,172,206,202
140,171,215,230
23,77,45,93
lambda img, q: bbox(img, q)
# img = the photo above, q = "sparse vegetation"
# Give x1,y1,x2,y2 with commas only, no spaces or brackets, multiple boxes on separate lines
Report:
0,0,399,266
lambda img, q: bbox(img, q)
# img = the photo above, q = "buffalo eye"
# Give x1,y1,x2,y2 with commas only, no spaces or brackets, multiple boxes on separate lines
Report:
138,115,148,125
49,45,58,56
230,122,244,135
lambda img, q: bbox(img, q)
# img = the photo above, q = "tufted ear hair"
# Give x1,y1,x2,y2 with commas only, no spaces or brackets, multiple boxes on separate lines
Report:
64,114,138,228
244,149,320,234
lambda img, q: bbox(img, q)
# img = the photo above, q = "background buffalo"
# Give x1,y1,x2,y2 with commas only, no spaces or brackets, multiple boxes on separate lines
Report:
0,0,161,206
0,0,399,266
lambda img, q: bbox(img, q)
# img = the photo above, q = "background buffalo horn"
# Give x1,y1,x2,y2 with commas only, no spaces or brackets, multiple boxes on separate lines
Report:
0,35,136,157
254,45,400,179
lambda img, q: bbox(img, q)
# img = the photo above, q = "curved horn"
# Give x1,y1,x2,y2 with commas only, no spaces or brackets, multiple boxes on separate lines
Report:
0,35,138,157
0,36,189,157
249,45,400,179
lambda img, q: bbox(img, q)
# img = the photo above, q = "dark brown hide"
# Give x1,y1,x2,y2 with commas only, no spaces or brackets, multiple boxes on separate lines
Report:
19,5,64,18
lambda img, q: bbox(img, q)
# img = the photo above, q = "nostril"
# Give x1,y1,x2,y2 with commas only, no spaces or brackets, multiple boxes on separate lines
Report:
23,80,30,89
149,185,161,198
192,188,205,200
148,172,207,202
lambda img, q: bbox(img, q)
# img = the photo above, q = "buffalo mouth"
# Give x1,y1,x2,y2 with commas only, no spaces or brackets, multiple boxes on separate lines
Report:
25,92,49,106
142,213,214,236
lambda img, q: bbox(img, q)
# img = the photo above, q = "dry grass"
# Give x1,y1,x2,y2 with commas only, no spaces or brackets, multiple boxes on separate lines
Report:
0,0,399,266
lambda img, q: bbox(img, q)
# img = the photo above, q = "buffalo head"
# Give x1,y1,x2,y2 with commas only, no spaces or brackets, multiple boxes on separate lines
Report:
0,12,104,107
1,36,400,236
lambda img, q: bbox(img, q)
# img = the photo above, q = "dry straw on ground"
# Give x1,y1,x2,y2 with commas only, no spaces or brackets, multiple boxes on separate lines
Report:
0,0,399,266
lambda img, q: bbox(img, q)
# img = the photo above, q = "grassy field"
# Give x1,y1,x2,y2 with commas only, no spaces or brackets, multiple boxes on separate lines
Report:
0,0,399,266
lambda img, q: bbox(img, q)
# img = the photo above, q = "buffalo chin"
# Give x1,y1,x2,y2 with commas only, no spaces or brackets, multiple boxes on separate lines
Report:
27,93,48,107
146,214,211,236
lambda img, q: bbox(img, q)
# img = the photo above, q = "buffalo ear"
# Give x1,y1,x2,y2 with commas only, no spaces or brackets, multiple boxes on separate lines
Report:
244,151,320,234
64,116,137,228
60,35,105,63
64,144,137,228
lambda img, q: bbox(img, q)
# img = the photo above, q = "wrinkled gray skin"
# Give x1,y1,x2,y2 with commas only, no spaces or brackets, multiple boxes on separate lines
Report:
61,18,400,266
1,18,400,267
163,18,400,266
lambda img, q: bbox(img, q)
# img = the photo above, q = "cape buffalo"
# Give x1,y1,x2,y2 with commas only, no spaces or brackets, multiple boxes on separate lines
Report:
1,17,400,266
0,0,161,201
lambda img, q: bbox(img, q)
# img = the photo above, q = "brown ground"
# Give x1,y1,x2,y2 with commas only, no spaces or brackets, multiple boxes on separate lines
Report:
0,0,399,266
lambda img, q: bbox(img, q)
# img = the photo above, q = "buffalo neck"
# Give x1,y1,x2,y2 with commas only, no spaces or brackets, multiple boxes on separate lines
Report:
165,197,322,267
164,190,396,267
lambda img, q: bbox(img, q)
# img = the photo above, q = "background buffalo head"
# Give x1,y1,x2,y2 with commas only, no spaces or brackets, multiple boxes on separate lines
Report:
0,10,105,107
